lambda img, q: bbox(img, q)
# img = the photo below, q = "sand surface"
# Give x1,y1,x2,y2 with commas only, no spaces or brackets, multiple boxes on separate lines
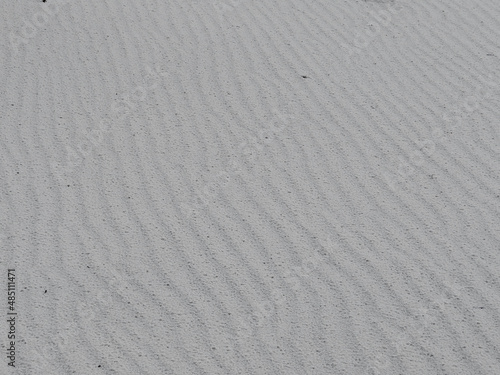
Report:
1,0,499,374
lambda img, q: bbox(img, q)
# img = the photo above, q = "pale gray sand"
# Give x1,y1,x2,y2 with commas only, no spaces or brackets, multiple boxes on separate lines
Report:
1,0,499,374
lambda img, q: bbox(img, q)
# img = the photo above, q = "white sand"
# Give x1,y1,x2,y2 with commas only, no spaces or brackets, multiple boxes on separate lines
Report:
1,0,499,374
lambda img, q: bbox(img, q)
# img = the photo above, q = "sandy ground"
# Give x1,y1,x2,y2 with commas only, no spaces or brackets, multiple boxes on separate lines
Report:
1,0,499,374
